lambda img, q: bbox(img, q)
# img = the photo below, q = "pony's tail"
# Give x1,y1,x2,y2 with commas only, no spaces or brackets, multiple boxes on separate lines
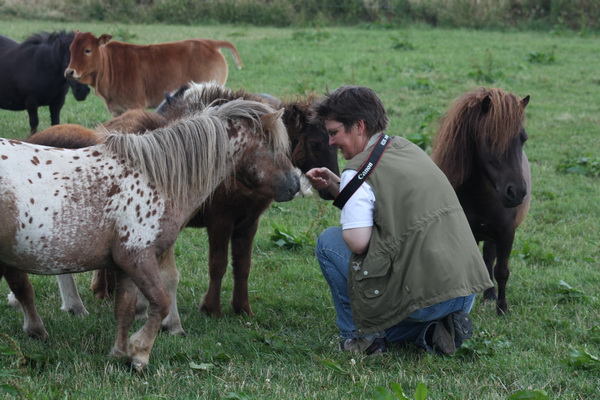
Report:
213,40,243,70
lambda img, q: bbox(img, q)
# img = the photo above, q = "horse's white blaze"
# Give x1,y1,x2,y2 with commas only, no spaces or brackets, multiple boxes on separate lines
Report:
0,139,164,274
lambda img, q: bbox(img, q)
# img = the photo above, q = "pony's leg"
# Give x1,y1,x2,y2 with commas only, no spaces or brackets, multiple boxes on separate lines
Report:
110,272,137,358
2,268,22,310
48,99,64,126
57,275,89,316
158,246,185,336
230,219,259,316
7,291,21,310
25,102,40,134
135,290,149,319
482,241,498,302
130,247,184,335
7,275,89,317
200,221,235,317
113,250,170,370
2,266,48,340
91,269,117,300
493,232,516,315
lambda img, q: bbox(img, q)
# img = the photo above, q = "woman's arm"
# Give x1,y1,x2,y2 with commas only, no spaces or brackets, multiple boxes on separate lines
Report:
342,226,372,254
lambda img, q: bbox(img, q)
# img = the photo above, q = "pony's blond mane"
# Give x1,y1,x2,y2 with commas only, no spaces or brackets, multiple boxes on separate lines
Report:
104,98,289,208
431,87,526,187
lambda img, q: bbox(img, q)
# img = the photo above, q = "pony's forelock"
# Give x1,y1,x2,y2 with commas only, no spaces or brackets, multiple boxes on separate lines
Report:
431,87,526,187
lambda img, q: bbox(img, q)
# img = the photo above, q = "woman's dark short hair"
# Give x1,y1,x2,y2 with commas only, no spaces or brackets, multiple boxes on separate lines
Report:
311,86,389,136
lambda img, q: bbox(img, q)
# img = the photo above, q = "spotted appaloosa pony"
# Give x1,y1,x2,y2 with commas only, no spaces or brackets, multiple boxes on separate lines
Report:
10,111,171,318
0,99,299,370
431,87,531,315
10,82,338,335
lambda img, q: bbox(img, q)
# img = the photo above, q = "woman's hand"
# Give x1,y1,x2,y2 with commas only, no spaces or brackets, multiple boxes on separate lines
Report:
306,167,340,197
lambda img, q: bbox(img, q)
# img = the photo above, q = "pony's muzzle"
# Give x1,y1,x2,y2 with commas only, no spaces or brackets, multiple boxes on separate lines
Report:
502,183,527,208
274,170,301,202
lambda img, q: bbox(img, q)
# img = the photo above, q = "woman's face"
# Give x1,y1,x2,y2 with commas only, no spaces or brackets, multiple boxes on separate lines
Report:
325,120,368,160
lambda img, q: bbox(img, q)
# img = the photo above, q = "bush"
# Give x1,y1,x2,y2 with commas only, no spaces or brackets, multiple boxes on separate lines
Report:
1,0,599,30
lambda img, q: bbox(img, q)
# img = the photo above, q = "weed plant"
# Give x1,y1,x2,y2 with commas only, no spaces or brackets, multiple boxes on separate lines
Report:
0,20,598,399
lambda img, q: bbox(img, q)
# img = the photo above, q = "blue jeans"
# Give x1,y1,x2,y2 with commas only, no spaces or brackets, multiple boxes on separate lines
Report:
315,226,476,350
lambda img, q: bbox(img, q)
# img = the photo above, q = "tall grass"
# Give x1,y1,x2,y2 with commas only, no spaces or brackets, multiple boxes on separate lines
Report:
0,20,598,399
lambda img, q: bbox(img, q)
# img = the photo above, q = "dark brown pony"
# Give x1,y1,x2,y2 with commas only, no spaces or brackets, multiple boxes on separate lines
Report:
146,82,340,317
431,87,531,315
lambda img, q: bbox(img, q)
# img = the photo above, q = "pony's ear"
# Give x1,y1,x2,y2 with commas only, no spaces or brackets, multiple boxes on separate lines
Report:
260,108,284,131
164,93,174,105
98,34,112,46
283,104,304,130
481,95,492,114
521,95,530,108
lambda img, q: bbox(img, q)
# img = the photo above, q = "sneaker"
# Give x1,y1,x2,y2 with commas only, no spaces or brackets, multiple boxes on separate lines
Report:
431,311,473,355
339,337,388,356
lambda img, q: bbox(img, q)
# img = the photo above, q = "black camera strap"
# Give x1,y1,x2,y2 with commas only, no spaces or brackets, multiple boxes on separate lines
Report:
333,133,391,210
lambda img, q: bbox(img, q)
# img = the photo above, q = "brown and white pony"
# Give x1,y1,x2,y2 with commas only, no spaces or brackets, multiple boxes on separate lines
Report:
431,87,531,315
0,99,299,370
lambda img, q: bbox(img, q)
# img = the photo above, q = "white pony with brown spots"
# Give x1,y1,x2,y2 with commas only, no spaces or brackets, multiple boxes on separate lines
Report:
0,99,299,370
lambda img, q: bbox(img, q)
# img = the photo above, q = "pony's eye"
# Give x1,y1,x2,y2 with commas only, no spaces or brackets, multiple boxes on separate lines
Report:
84,48,92,55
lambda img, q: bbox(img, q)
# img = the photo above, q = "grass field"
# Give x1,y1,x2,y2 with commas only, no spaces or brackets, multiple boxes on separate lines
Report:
0,20,599,399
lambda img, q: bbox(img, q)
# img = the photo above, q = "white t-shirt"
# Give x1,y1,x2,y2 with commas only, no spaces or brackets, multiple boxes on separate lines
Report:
340,169,375,230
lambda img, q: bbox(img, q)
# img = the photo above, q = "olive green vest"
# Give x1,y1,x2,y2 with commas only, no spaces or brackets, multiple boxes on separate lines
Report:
344,135,493,334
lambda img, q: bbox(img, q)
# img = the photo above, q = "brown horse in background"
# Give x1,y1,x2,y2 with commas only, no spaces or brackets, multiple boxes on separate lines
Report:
431,87,531,315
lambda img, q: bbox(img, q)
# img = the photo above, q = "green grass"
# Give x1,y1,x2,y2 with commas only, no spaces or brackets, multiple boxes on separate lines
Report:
1,20,599,399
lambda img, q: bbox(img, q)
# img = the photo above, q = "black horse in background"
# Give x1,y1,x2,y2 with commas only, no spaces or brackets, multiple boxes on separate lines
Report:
0,31,90,133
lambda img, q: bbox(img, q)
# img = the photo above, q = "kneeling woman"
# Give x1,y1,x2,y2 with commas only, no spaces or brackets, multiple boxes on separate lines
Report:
306,85,493,355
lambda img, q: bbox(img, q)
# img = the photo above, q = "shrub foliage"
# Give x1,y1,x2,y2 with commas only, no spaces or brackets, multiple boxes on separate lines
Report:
1,0,598,30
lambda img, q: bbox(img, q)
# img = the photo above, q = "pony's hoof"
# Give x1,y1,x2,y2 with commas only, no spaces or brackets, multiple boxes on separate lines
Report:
232,302,254,317
62,305,90,317
199,304,223,318
483,288,497,302
109,347,128,359
130,360,146,373
27,327,49,341
163,325,186,337
496,301,509,315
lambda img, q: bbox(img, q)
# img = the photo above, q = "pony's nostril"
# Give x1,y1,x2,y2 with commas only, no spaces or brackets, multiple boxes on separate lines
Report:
506,185,516,200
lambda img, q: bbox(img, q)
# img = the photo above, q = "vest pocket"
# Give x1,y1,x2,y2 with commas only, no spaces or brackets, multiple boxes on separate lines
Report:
351,253,392,299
